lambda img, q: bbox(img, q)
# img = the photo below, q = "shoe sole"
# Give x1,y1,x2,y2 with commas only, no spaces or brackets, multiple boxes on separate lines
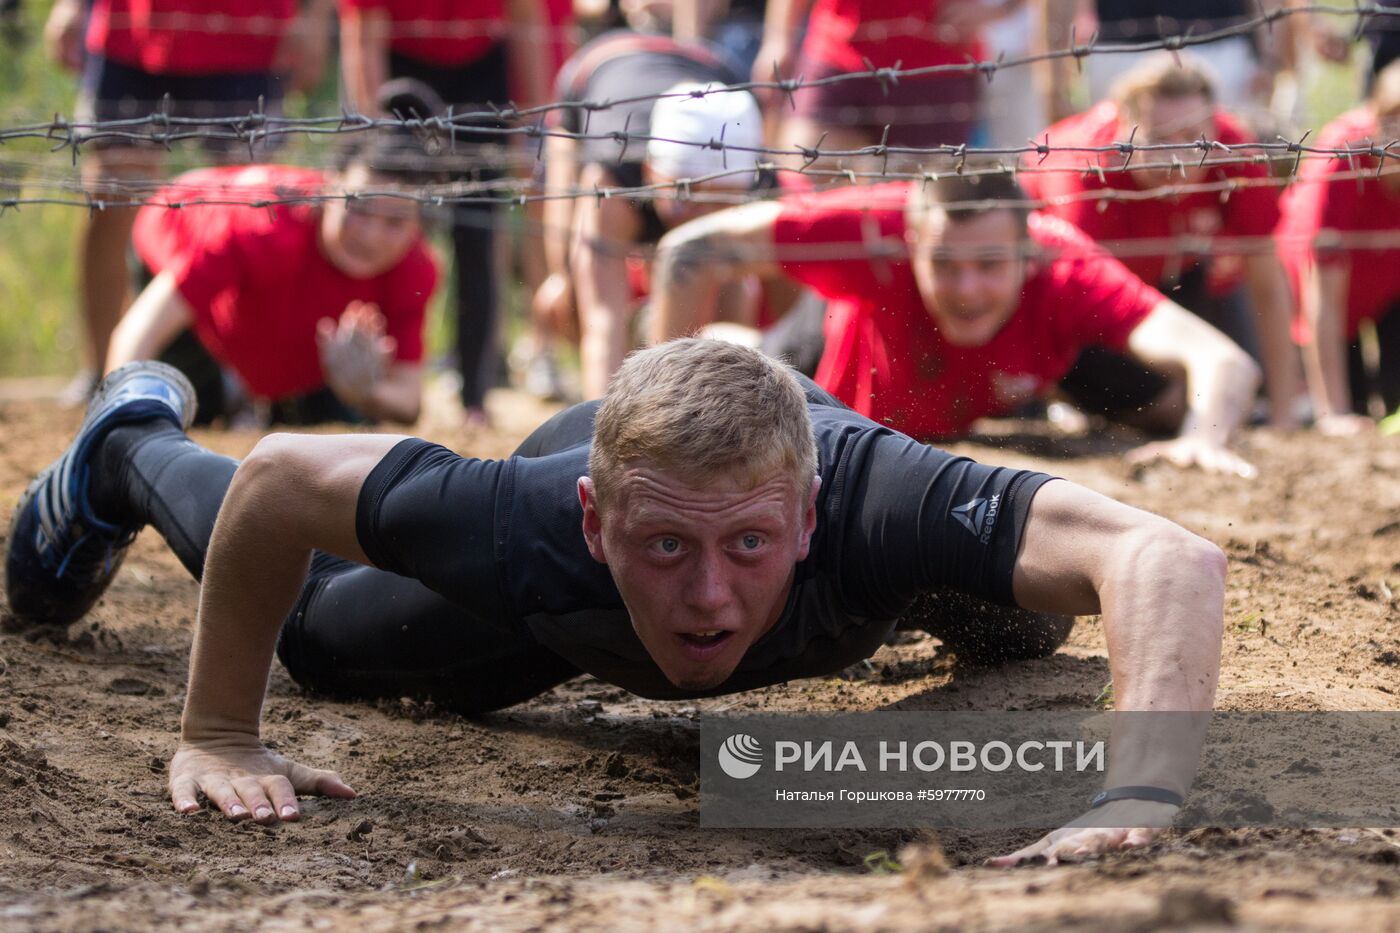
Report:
5,362,198,623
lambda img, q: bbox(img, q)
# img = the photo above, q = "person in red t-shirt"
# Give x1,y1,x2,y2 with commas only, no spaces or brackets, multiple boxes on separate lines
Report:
651,171,1262,475
1023,54,1302,430
105,119,442,426
756,0,998,171
339,0,550,428
1277,60,1400,433
42,0,333,402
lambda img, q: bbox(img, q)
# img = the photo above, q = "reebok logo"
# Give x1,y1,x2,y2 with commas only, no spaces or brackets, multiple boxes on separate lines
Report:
952,494,1001,544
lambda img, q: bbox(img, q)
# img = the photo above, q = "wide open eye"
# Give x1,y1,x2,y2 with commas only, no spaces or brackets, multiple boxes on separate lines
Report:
657,536,681,554
740,534,762,550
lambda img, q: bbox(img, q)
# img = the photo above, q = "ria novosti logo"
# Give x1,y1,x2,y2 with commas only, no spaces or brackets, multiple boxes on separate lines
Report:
717,733,764,779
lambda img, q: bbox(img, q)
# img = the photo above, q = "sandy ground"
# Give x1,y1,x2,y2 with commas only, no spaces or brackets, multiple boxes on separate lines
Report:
2,385,1400,932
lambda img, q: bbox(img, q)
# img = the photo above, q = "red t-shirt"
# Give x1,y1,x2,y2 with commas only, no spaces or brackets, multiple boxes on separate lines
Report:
339,0,505,67
86,0,295,75
802,0,980,72
1276,107,1400,339
132,165,437,400
1022,101,1279,289
774,183,1164,437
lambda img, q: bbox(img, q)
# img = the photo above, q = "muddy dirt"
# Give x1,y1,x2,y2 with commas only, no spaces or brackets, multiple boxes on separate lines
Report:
1,388,1399,932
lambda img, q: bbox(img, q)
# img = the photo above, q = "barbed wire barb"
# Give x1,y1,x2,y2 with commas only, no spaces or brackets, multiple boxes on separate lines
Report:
798,132,828,173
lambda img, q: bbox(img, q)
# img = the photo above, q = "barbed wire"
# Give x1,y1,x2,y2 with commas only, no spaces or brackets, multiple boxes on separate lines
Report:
3,2,1398,156
5,156,1398,246
2,99,1399,181
3,118,1397,201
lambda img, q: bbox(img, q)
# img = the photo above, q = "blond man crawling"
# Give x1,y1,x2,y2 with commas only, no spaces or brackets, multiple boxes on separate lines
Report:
7,340,1225,865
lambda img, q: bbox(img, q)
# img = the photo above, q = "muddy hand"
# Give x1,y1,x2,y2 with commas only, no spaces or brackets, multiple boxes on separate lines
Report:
169,737,355,824
987,825,1164,867
987,800,1177,867
1127,437,1257,479
317,302,396,409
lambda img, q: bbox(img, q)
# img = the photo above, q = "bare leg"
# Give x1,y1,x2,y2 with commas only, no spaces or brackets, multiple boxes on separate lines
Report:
79,147,166,374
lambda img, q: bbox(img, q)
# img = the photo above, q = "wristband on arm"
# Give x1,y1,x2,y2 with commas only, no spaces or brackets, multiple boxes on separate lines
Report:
1090,786,1184,809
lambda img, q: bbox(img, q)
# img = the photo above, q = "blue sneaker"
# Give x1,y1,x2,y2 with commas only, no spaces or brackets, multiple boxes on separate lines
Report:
5,361,196,626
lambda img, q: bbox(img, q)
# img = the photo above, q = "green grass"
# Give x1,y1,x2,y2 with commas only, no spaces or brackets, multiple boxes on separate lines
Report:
0,0,467,379
0,0,86,376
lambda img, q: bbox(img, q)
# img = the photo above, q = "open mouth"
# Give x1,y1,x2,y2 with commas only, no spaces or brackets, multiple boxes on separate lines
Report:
676,630,735,660
679,631,732,647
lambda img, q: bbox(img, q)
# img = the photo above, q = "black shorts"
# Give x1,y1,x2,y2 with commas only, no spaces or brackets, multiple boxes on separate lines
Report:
387,43,509,152
76,54,285,152
1348,298,1400,415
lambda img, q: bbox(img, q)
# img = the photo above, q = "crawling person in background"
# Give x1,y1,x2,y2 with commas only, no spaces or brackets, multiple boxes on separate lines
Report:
42,0,333,404
1021,54,1303,430
339,0,552,429
104,83,444,427
1276,59,1400,433
650,171,1262,476
8,338,1225,864
530,13,772,399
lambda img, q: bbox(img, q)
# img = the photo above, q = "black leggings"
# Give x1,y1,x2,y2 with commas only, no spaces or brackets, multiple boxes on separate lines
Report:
90,415,587,715
387,47,510,411
1348,301,1400,415
89,386,1071,714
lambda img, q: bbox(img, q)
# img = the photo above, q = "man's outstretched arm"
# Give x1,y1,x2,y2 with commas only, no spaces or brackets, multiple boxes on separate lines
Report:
649,200,786,345
990,479,1225,865
169,433,406,822
1125,298,1262,477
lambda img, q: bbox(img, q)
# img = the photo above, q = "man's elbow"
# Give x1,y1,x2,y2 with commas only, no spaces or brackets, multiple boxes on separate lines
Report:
1124,521,1227,628
1216,338,1262,396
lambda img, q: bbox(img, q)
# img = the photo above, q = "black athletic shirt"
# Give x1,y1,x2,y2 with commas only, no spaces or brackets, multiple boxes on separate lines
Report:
356,391,1055,699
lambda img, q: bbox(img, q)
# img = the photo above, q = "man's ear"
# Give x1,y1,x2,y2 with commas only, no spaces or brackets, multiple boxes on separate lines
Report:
578,476,608,564
795,474,821,562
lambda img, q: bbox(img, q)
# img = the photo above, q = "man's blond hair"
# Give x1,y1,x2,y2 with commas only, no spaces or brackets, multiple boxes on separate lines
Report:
589,339,818,509
1111,53,1216,120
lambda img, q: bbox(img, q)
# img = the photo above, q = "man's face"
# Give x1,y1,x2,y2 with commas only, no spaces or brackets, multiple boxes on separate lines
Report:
319,165,423,279
907,207,1029,347
1126,92,1215,186
578,464,820,691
